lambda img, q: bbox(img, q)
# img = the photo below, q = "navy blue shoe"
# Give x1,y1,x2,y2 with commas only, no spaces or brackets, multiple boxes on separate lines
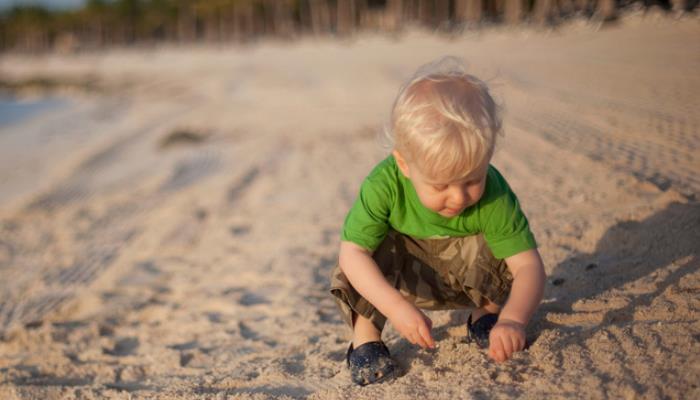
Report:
467,313,499,348
346,341,397,386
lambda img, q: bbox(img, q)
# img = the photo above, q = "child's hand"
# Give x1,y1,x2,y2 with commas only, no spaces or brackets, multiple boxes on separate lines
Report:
387,300,435,349
488,319,526,362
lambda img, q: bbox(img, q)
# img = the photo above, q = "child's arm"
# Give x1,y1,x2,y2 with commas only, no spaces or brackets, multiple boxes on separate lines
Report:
339,240,436,349
489,248,546,362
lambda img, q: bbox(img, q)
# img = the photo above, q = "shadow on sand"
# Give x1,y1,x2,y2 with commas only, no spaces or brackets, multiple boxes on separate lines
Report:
535,200,700,334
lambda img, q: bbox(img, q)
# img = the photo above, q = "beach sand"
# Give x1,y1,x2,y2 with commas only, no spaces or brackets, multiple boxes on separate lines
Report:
0,11,698,399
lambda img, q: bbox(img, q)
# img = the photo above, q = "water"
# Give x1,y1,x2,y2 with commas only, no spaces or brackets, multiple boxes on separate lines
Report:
0,95,68,127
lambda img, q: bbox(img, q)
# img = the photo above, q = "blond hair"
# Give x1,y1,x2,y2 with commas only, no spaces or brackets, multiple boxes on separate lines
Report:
387,56,502,182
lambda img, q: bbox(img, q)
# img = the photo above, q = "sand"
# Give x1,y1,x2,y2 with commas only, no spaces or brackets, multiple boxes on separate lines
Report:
0,10,699,399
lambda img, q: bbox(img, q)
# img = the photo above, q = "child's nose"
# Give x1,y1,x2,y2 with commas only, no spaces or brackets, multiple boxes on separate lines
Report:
449,185,468,205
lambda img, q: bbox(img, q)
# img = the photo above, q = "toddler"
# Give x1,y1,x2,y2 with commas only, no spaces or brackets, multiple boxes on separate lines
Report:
330,57,545,386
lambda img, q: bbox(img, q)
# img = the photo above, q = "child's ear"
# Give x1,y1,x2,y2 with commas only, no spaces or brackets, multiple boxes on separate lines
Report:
392,150,411,177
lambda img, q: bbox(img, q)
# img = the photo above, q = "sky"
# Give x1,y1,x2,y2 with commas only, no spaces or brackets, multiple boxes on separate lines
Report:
0,0,86,10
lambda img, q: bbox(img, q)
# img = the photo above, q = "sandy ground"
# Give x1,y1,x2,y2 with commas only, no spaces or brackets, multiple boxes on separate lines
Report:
0,11,699,399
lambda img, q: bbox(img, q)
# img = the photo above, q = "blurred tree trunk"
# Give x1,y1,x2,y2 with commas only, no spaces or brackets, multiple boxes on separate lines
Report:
670,0,687,11
454,0,482,23
336,0,356,35
196,2,219,42
267,0,294,37
308,0,331,35
556,0,576,16
402,0,416,21
119,0,139,43
484,0,499,20
232,1,254,42
417,0,432,25
356,0,368,28
93,17,105,46
435,0,450,25
503,0,523,24
595,0,617,21
299,0,311,32
219,3,232,41
177,2,196,42
385,0,403,31
251,1,265,37
533,0,558,25
573,0,594,14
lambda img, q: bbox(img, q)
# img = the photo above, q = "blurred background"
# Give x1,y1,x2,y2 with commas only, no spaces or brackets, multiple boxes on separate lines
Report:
1,0,698,53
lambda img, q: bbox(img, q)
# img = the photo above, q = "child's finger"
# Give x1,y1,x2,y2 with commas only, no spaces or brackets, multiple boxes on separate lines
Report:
418,323,435,349
510,335,522,353
407,333,419,346
505,337,517,359
413,332,428,349
501,334,514,358
493,347,505,362
405,329,419,346
496,336,508,361
489,336,506,362
488,339,498,360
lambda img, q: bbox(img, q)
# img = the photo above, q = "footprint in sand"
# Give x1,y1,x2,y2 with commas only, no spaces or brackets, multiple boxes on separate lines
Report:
280,354,306,375
159,153,221,193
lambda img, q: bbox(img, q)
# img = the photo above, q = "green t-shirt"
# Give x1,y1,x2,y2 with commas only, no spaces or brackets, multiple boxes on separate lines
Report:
341,155,536,259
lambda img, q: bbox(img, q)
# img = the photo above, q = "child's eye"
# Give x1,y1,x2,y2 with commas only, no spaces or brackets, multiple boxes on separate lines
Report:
432,184,448,191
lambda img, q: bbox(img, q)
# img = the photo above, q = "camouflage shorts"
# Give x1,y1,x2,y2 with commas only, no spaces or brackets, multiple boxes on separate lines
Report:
329,231,513,332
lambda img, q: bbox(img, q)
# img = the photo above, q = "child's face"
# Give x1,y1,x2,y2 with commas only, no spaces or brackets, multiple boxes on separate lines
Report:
394,151,488,218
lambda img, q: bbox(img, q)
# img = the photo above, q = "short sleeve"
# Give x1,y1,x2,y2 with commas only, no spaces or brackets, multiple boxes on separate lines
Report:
479,168,537,259
341,174,393,251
